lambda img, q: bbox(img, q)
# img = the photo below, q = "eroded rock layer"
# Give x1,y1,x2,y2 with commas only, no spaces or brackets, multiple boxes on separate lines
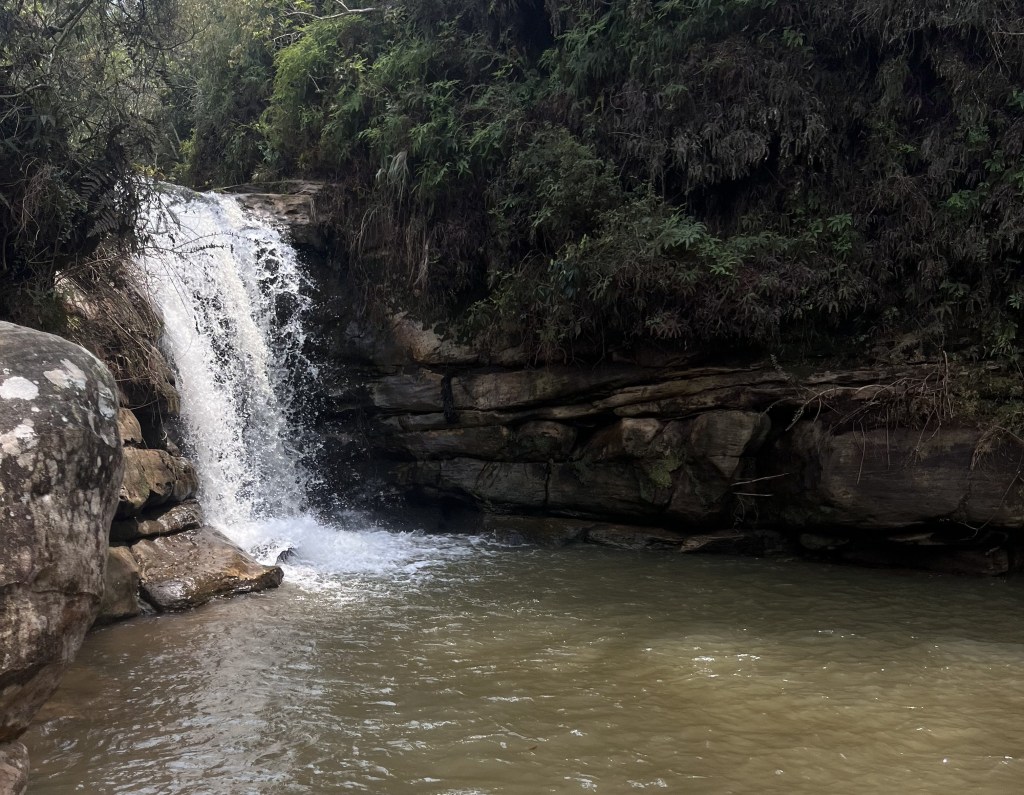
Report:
310,312,1024,575
236,190,1024,576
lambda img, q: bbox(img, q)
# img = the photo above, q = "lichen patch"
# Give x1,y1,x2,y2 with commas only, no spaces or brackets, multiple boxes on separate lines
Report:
0,377,39,401
43,359,88,391
0,420,37,457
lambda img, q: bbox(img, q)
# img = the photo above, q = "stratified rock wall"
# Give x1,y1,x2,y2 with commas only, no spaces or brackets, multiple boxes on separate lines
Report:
0,322,124,788
312,313,1024,575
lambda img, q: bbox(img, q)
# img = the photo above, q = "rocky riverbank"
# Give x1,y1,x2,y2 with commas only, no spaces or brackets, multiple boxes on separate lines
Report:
320,322,1022,575
0,318,284,792
100,403,283,622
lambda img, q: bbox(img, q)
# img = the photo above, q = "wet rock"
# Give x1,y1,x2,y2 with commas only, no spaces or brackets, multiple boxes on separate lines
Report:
96,547,144,624
230,182,326,249
886,531,941,545
512,421,577,460
484,515,589,547
130,527,284,611
276,548,298,564
667,465,734,521
548,461,672,517
451,367,640,412
372,371,445,413
606,368,790,417
110,499,204,542
117,448,198,517
774,424,1024,529
680,530,784,556
0,742,27,795
584,524,684,550
386,313,480,366
401,459,549,509
799,533,849,552
915,547,1012,576
583,418,664,460
384,426,511,460
0,322,122,763
687,411,770,479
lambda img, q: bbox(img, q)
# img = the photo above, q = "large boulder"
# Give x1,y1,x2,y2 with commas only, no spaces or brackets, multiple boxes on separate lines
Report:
0,322,122,775
129,527,283,611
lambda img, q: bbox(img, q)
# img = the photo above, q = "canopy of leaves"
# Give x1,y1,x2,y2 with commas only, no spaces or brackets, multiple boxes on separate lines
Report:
182,0,1024,362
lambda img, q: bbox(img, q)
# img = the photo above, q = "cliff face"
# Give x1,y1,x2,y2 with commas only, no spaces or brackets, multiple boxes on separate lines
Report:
316,319,1019,575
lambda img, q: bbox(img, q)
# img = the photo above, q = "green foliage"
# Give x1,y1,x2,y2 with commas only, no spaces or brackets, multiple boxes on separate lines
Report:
0,0,180,320
178,0,1024,362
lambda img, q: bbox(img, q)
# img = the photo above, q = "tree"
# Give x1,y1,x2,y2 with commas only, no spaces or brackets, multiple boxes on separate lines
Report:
0,0,180,319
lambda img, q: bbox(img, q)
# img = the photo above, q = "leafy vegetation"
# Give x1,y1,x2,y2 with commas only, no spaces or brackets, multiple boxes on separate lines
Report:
6,0,1024,366
0,0,181,322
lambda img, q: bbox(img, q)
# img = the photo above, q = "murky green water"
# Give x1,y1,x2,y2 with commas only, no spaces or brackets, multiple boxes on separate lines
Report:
23,542,1024,794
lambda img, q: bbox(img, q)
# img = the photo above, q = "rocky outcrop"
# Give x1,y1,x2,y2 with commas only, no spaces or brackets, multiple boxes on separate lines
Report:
308,311,1024,575
98,404,283,622
229,181,326,249
770,423,1024,529
130,528,284,611
0,322,123,787
233,185,1024,576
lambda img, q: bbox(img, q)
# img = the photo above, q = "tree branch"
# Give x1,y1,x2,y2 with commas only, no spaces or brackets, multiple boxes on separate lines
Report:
286,4,381,21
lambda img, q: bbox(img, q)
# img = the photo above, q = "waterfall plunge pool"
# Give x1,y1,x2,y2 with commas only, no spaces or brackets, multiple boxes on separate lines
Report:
23,534,1024,794
28,190,1024,793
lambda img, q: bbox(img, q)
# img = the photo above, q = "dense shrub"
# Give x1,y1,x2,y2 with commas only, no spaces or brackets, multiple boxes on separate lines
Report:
0,0,179,321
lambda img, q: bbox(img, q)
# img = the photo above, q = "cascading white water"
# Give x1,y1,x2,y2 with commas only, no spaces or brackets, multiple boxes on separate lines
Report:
138,189,474,588
142,191,313,530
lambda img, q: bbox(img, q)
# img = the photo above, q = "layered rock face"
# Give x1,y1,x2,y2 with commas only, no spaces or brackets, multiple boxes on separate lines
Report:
0,322,124,793
97,405,283,624
309,314,1024,575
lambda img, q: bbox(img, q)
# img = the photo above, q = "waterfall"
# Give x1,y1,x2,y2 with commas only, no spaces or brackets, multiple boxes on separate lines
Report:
142,191,313,527
138,188,474,587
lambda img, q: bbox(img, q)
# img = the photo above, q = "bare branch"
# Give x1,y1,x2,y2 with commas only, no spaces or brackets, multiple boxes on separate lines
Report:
286,5,381,21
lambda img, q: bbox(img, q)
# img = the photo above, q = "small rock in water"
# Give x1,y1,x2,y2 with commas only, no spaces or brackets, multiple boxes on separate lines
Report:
276,548,298,564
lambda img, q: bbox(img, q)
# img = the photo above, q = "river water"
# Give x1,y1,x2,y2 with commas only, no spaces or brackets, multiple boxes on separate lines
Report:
23,191,1024,793
23,541,1024,794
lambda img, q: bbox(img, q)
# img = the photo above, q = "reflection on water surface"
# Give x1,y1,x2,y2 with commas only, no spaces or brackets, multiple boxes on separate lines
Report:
24,542,1024,794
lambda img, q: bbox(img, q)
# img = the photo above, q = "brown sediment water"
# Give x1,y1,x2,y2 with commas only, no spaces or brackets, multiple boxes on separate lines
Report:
22,540,1024,794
